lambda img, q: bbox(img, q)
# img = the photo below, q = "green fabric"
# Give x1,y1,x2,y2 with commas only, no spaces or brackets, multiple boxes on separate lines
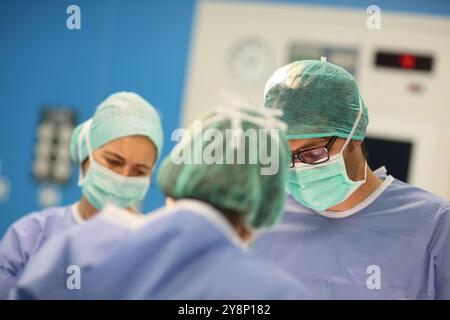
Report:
70,91,163,164
264,60,369,140
157,109,290,230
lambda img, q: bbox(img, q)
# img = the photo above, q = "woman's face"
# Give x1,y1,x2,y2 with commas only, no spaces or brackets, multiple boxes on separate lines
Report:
82,135,157,177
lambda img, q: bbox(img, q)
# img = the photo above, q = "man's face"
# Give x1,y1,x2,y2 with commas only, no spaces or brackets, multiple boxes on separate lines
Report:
288,137,365,181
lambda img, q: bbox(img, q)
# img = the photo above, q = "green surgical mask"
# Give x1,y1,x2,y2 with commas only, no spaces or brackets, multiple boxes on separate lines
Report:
287,97,367,212
77,120,151,210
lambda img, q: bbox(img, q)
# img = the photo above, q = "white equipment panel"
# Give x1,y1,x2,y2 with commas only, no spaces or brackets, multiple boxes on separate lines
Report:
182,0,450,199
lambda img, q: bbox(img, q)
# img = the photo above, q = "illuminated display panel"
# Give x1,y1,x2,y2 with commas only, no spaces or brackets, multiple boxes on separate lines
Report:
375,51,433,72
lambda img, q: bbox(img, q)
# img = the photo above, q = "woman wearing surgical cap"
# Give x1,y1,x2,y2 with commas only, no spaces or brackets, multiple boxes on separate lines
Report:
13,103,310,300
0,92,163,299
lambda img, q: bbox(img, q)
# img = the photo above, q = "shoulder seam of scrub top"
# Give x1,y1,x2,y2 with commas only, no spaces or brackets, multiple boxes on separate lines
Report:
315,175,395,219
71,202,85,224
172,199,249,250
99,204,145,230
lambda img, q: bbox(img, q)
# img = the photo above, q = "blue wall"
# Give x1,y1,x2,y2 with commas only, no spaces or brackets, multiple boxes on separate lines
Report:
0,0,196,235
1,0,449,236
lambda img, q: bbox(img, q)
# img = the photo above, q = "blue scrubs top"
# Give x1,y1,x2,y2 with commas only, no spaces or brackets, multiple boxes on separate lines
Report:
255,169,450,299
13,200,309,299
0,204,82,299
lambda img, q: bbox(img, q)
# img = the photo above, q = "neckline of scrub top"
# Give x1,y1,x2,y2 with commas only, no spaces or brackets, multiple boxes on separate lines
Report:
71,202,85,224
373,166,387,177
315,175,395,219
169,199,250,250
72,202,145,226
98,204,146,230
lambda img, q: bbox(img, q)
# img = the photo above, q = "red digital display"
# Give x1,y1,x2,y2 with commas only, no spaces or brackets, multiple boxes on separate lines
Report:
398,55,416,69
375,51,433,72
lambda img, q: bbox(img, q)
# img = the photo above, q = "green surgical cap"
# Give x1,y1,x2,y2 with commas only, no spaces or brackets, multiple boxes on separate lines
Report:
157,106,290,230
70,91,164,164
264,60,369,140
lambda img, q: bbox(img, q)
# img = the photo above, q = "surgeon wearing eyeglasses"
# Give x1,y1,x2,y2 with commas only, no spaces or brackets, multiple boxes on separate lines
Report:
254,59,450,300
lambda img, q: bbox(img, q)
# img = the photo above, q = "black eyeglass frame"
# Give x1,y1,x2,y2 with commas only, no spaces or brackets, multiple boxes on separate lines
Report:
290,136,338,167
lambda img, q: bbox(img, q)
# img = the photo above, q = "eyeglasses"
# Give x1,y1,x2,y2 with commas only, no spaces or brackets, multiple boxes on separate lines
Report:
290,136,337,167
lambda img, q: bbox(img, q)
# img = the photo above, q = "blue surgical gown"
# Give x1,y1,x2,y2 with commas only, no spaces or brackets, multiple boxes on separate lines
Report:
0,204,81,299
254,173,450,299
13,200,309,299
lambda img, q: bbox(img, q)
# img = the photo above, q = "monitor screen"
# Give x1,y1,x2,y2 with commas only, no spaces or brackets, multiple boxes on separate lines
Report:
364,137,413,182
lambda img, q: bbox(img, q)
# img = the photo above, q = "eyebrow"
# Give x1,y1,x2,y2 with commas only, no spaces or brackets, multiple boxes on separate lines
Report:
104,150,153,170
136,164,152,171
292,139,328,153
103,151,125,161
